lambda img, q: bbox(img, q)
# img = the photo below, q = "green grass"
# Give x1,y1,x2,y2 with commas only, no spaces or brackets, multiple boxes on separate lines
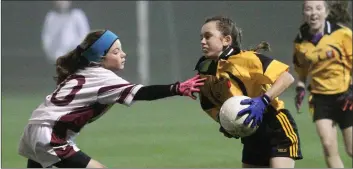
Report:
2,91,352,168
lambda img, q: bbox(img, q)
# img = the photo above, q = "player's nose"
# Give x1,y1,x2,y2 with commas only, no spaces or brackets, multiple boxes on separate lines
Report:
121,50,127,57
201,37,206,45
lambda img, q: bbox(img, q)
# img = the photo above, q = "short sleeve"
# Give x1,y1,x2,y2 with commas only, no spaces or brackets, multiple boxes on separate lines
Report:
342,28,352,59
292,44,309,81
97,74,143,106
251,53,289,84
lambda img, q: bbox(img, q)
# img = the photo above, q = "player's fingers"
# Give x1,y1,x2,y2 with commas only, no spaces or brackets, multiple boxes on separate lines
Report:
186,91,197,100
191,92,197,100
258,115,263,124
243,114,253,126
190,75,200,80
342,100,349,111
188,94,196,100
240,99,252,105
250,120,257,128
349,101,353,111
193,82,205,87
195,78,207,82
237,108,250,116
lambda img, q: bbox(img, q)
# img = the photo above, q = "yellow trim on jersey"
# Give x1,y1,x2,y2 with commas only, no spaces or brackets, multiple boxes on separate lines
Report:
276,112,299,158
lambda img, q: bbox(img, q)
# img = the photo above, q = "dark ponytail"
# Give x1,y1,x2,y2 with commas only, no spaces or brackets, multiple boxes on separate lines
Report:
54,30,106,85
249,41,271,52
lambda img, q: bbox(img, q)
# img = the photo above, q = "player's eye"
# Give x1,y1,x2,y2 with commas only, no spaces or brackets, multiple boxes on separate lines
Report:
205,35,212,40
304,7,312,12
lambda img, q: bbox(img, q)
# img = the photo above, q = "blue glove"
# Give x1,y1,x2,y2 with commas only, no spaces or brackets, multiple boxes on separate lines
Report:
237,95,271,128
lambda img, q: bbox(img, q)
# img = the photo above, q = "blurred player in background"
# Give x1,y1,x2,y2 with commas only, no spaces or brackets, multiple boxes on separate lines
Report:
18,29,205,168
42,1,90,64
293,0,352,167
195,15,303,168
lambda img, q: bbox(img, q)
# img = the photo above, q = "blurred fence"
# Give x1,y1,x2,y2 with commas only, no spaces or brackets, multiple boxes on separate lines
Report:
2,1,304,94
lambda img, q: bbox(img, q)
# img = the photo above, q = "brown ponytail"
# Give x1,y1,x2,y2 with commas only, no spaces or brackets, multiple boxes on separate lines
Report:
249,41,271,52
54,30,106,85
326,0,352,27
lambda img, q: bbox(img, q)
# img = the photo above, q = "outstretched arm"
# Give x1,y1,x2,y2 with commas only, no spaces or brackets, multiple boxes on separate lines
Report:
133,75,205,101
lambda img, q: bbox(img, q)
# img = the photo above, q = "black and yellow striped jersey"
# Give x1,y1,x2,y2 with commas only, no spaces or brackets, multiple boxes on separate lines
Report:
195,48,289,121
293,21,352,94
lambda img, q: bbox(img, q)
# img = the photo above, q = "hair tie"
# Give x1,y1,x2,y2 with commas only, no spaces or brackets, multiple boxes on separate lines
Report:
76,45,84,53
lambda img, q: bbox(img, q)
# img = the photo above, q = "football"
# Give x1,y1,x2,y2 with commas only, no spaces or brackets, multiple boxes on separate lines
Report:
219,96,259,138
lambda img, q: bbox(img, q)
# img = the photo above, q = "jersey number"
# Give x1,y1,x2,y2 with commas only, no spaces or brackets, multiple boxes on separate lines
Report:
51,75,86,106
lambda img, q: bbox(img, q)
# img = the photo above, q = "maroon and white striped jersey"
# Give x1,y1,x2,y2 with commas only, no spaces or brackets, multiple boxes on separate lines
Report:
28,66,143,127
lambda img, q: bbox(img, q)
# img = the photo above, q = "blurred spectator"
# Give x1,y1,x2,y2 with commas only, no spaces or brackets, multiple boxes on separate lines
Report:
41,1,90,64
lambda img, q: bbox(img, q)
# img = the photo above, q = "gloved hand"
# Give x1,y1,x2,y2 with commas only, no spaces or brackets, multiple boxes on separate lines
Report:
173,75,206,100
295,86,305,113
219,126,240,139
237,95,271,128
338,84,353,111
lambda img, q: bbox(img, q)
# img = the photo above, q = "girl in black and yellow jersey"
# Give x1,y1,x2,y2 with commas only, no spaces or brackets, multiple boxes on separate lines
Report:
195,15,303,168
293,1,352,168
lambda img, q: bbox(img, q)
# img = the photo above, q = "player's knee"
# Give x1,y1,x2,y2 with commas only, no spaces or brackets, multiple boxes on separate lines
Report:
321,139,338,156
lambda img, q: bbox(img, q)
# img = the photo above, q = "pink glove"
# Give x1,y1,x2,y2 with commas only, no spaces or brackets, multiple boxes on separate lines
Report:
295,86,305,113
174,75,206,100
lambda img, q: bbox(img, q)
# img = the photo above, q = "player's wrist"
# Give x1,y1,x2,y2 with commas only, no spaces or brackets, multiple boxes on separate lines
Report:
170,82,181,95
296,86,305,93
261,94,271,106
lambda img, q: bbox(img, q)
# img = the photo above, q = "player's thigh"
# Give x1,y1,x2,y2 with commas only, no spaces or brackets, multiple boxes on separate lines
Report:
270,157,295,168
86,159,106,168
315,119,338,144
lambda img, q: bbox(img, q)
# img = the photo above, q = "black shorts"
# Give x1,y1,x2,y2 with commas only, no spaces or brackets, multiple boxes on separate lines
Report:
311,93,353,129
27,151,91,168
241,108,303,166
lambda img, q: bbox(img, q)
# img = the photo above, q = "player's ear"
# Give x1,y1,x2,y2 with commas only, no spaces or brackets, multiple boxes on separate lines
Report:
222,35,232,47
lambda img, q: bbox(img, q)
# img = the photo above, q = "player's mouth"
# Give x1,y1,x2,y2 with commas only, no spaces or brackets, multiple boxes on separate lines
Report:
309,16,319,24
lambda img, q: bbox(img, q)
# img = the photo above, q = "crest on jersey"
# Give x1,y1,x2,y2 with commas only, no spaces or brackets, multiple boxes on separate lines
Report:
326,50,334,58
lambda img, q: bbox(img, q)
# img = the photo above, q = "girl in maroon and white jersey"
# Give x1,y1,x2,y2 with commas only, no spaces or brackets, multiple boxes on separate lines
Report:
18,29,205,168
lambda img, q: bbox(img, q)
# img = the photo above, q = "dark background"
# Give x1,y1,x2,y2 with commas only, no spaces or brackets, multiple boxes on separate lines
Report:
2,1,303,94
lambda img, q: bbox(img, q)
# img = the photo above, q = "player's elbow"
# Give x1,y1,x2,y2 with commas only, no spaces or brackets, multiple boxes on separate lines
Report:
277,71,294,87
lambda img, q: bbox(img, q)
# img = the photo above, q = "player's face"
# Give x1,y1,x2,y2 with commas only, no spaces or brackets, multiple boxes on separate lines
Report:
200,21,230,59
102,40,126,71
54,1,71,12
303,1,329,33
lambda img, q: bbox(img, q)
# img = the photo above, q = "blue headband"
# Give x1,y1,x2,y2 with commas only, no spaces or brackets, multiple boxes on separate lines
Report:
82,30,119,62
